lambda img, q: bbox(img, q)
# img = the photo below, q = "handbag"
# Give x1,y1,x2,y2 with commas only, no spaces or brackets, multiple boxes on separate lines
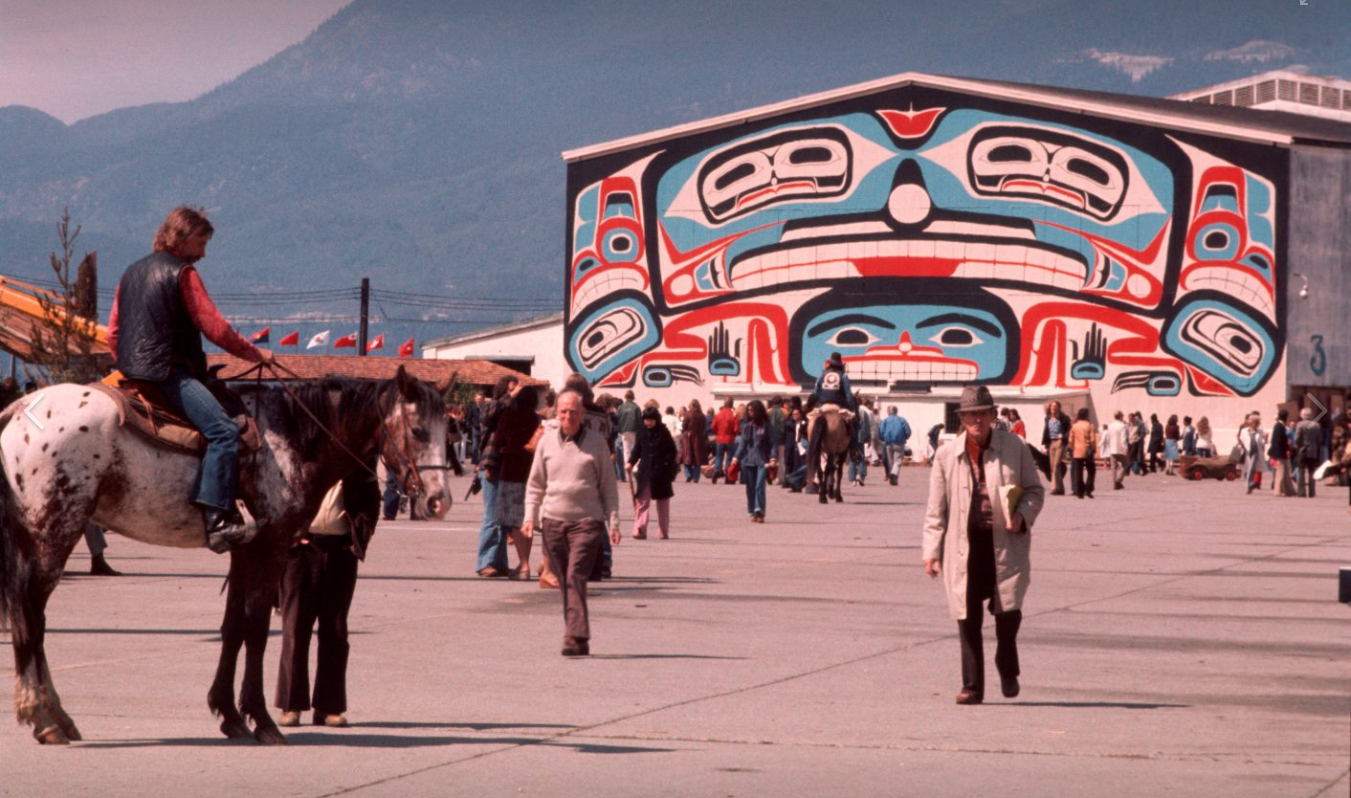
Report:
727,459,741,484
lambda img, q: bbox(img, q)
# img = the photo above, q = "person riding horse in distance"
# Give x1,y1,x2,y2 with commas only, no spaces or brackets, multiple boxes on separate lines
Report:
806,352,858,484
107,206,276,553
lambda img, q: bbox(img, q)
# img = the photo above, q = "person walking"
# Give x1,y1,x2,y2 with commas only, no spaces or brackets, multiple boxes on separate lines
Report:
768,396,787,485
678,399,707,483
879,406,912,486
1068,408,1098,499
614,391,640,483
522,390,622,657
1102,411,1130,490
1294,408,1323,498
663,406,680,440
731,399,775,522
711,398,740,484
628,406,677,540
275,464,381,728
107,206,275,552
1238,414,1267,494
1269,408,1295,497
491,386,542,578
1041,401,1071,495
1127,413,1147,475
1163,415,1181,476
1008,409,1026,439
849,398,876,487
923,386,1045,705
1181,416,1197,458
474,377,520,578
1147,414,1164,474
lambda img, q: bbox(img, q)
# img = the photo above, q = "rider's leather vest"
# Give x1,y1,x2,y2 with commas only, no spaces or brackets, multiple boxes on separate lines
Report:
114,252,207,382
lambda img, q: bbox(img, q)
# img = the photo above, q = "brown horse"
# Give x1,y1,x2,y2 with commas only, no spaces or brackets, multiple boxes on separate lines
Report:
0,366,449,744
812,407,853,504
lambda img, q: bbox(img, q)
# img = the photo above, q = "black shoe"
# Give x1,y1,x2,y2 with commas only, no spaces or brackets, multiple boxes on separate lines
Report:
955,690,983,705
202,507,248,554
89,554,121,576
562,637,590,657
1050,490,1065,496
1000,673,1020,699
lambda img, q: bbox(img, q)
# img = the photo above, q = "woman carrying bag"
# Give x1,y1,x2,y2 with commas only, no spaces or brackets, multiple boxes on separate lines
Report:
627,406,678,539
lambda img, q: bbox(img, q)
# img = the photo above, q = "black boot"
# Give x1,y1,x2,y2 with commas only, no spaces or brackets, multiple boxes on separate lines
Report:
89,553,122,576
203,506,248,554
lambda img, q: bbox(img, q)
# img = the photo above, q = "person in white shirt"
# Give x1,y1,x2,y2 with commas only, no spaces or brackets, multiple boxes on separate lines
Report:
1101,411,1130,490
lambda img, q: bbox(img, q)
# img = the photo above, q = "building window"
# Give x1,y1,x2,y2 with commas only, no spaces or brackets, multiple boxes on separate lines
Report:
1299,82,1320,105
1212,90,1234,106
1278,80,1296,101
1234,85,1255,107
1321,87,1340,109
1256,80,1276,104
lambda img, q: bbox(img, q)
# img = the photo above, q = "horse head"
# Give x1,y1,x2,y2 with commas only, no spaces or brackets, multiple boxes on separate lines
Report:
378,365,451,519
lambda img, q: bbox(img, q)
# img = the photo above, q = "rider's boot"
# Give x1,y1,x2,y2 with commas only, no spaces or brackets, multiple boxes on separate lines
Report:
202,505,248,554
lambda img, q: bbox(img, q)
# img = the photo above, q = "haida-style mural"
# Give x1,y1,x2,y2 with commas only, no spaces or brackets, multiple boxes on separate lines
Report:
564,86,1286,406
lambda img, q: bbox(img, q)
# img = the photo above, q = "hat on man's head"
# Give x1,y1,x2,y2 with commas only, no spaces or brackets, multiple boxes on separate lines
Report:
958,385,996,413
825,352,845,370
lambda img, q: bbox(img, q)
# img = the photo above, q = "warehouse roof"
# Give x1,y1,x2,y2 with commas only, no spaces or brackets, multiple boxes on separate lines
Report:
208,353,544,390
563,71,1351,162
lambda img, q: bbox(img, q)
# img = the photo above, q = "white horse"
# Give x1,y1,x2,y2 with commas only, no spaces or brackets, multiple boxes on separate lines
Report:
0,366,450,744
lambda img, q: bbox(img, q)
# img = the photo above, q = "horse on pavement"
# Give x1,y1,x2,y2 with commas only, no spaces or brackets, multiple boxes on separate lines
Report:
812,407,852,504
0,365,450,745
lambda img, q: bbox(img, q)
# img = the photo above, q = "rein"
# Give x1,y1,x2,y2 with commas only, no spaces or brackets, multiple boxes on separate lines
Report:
242,361,439,501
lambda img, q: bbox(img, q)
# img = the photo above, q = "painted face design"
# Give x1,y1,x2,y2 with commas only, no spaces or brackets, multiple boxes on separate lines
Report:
798,300,1011,385
571,175,652,315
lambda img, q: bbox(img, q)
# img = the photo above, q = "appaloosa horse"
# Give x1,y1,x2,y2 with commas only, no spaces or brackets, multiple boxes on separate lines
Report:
813,407,852,505
0,365,449,744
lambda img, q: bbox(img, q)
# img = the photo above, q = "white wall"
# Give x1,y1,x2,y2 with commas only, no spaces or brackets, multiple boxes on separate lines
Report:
424,321,570,390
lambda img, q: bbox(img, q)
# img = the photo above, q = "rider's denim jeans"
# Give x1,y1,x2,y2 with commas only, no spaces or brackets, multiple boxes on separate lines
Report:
155,368,240,513
475,476,509,572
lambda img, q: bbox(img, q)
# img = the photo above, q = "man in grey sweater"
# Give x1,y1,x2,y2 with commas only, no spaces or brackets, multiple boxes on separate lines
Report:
523,390,622,656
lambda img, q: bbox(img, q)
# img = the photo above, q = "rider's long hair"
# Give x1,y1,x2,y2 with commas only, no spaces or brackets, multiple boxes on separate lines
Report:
153,206,214,255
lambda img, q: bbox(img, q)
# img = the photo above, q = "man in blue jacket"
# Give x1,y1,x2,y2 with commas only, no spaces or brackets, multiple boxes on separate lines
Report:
879,406,912,486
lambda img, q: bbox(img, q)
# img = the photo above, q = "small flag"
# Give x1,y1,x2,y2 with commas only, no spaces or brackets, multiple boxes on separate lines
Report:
398,337,415,358
249,327,270,344
279,330,300,347
334,332,359,349
366,334,384,353
306,330,330,350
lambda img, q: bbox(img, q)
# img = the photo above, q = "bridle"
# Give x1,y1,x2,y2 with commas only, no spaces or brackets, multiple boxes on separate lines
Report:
242,362,447,502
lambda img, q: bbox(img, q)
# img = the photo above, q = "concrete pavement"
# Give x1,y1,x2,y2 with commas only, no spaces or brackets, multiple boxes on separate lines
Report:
3,466,1348,797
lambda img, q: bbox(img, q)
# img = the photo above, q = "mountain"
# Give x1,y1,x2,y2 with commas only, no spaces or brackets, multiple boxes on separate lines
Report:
0,0,1346,352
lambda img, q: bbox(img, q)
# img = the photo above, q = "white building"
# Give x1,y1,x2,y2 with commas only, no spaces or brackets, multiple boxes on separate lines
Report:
1171,70,1351,123
422,312,570,389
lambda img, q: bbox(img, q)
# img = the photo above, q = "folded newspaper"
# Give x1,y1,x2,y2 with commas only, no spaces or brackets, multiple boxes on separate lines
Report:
998,484,1025,524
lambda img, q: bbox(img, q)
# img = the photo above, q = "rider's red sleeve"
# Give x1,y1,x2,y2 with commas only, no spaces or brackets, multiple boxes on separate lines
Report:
107,286,120,361
179,267,264,362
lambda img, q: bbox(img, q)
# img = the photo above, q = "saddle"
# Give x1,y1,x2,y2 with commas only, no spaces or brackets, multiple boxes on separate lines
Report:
92,369,260,457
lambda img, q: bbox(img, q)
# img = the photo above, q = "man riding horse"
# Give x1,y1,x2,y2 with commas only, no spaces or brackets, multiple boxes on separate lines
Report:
806,352,858,487
107,206,275,552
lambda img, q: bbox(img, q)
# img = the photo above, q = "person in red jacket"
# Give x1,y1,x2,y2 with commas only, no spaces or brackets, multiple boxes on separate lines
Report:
711,398,740,484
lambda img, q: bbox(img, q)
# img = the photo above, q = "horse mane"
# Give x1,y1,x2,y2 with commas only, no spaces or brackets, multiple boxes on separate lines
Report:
250,375,445,463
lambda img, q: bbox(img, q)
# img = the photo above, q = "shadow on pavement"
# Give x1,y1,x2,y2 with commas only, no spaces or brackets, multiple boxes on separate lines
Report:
357,721,575,731
588,654,748,660
81,733,676,752
991,701,1191,710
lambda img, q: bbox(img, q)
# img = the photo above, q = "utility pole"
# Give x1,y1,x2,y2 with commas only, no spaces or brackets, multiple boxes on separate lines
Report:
358,277,370,356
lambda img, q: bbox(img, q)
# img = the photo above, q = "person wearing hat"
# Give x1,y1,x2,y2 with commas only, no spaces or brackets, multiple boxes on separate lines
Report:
923,386,1045,705
627,405,678,539
806,352,859,485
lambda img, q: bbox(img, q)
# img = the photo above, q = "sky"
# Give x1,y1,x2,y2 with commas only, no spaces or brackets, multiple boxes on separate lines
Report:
0,0,351,123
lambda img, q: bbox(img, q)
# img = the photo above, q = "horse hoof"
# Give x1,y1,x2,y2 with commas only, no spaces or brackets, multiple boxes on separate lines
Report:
220,718,252,739
254,725,289,745
36,725,70,745
59,720,82,742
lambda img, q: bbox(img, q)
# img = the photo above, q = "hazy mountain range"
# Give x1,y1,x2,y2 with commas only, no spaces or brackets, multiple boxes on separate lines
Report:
0,0,1346,351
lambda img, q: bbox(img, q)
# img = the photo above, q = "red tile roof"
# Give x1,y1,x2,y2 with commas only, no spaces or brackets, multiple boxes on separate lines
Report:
208,353,543,391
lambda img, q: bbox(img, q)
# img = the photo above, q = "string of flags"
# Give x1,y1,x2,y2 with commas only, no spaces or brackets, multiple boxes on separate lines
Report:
250,328,414,357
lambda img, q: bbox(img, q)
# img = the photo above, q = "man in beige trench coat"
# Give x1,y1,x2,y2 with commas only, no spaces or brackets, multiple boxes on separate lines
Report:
923,386,1045,704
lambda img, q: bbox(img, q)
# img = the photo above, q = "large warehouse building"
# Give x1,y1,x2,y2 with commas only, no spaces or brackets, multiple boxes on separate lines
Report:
558,71,1351,437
